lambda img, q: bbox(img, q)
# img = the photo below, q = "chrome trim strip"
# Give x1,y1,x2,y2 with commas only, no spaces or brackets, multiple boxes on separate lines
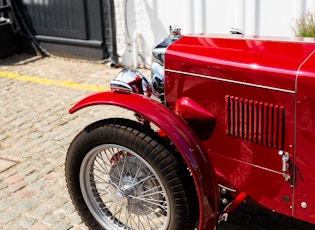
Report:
165,69,296,94
211,152,283,176
218,184,237,193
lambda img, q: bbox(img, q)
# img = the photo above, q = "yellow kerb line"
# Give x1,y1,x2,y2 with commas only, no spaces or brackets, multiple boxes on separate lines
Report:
0,71,109,92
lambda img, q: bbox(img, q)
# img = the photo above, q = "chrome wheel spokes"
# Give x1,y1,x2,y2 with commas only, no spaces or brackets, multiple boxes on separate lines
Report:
80,144,170,230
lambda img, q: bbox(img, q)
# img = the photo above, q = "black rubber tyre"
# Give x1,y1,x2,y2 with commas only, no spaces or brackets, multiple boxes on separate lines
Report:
65,118,198,230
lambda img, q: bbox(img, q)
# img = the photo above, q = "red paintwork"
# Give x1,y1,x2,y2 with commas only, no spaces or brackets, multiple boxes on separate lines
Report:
175,97,216,140
69,91,219,229
295,52,315,222
70,34,315,227
165,34,315,224
175,97,216,121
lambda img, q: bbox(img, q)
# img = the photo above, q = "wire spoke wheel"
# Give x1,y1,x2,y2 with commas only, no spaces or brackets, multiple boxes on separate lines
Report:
66,118,199,230
80,144,170,229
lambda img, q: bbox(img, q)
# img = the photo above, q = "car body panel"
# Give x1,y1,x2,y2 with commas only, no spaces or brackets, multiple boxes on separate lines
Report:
294,51,315,223
165,34,315,222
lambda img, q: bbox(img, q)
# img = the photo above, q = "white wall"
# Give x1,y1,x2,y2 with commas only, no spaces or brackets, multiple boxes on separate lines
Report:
114,0,315,67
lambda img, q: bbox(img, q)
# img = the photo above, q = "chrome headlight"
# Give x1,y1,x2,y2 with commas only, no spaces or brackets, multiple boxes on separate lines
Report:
110,68,152,96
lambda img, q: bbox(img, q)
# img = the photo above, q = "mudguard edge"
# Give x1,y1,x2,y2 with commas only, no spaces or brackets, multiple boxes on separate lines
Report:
69,91,219,229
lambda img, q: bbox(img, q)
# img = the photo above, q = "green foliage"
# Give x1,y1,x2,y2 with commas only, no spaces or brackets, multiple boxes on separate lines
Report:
292,11,315,37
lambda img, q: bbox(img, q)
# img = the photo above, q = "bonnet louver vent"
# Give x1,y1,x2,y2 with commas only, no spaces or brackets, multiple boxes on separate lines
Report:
225,95,284,149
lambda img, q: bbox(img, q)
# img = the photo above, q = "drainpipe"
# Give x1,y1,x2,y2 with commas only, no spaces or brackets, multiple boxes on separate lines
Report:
133,31,140,68
236,0,245,32
186,0,194,33
105,0,119,67
245,0,260,35
295,0,306,18
194,0,206,33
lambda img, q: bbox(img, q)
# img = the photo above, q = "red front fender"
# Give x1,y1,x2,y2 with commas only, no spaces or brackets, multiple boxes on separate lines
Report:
69,91,219,229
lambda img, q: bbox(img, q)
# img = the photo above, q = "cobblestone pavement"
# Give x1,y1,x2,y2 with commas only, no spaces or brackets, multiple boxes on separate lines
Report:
0,54,314,230
0,54,141,230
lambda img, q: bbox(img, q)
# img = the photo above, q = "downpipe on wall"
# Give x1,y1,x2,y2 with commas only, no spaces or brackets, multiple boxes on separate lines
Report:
133,31,140,68
133,31,150,69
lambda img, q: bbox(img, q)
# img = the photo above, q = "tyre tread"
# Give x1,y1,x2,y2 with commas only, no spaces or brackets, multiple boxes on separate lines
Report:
65,118,198,230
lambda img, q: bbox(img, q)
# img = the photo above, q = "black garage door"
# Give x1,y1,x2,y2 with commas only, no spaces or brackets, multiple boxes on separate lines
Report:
15,0,117,63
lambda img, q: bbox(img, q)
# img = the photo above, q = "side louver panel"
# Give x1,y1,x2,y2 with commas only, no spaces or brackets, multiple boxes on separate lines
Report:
225,95,284,149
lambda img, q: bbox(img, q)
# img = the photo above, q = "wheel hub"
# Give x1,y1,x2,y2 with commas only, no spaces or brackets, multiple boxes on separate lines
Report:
112,189,128,208
109,157,162,215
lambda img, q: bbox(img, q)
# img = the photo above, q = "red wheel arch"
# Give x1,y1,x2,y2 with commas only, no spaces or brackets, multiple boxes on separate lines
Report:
69,91,219,229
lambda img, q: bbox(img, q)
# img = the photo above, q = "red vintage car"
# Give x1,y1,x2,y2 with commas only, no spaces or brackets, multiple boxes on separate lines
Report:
66,29,315,229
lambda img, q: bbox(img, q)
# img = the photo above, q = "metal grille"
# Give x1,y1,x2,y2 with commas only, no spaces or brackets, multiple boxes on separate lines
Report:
225,95,284,149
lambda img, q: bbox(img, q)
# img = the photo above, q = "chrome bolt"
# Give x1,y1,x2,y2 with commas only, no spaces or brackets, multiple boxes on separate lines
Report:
222,198,229,205
301,202,307,209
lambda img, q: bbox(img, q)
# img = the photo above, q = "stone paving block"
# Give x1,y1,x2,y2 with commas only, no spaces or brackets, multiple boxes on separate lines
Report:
4,137,20,145
12,187,34,200
60,200,76,214
5,180,27,193
0,158,17,173
0,167,17,181
36,189,54,200
13,142,34,155
41,162,60,174
46,151,63,161
42,211,68,226
0,180,8,190
27,178,46,192
39,124,55,133
0,198,15,212
71,225,88,230
68,212,85,226
30,149,46,160
5,173,24,184
2,223,24,230
31,137,48,147
46,194,68,209
28,131,43,140
24,172,40,184
13,199,36,213
18,164,36,177
0,134,7,141
27,205,52,220
0,210,21,224
11,118,26,127
28,223,50,230
17,216,37,229
54,222,73,230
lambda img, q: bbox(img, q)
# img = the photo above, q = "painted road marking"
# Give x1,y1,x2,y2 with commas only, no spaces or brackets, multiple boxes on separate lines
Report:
0,71,109,92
